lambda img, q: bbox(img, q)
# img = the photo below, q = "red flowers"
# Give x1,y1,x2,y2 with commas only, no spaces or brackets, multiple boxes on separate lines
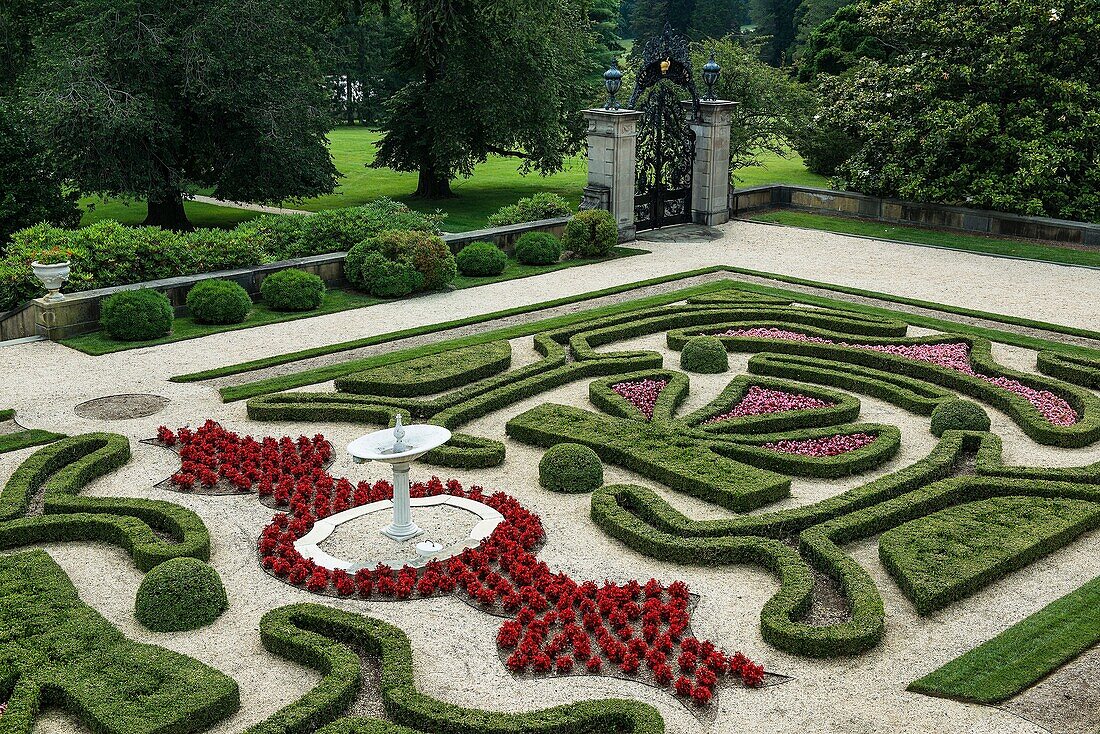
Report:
610,378,669,421
704,385,834,424
160,423,766,706
762,433,877,457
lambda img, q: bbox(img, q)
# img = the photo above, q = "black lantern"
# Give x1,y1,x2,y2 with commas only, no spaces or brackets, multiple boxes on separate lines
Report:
603,61,623,110
702,51,721,101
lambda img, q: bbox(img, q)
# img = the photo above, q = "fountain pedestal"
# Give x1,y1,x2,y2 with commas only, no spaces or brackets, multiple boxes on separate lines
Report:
382,461,421,540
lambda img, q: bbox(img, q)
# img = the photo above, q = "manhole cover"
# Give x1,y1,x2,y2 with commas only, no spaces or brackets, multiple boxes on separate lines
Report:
74,394,170,421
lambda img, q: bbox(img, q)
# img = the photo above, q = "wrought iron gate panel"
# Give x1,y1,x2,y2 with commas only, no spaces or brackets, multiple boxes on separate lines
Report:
629,24,701,231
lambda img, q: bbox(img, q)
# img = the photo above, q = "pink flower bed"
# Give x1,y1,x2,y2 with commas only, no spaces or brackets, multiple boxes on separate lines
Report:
611,378,669,420
716,328,1077,426
761,432,877,457
704,386,835,424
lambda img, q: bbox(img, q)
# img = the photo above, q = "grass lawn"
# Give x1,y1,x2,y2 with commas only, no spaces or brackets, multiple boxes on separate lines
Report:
63,246,647,355
750,210,1100,268
77,128,824,232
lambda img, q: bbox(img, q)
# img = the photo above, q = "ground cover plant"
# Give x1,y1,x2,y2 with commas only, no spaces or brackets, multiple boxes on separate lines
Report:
0,409,64,455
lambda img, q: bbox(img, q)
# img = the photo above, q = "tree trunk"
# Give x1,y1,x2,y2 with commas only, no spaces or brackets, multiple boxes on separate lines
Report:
414,162,453,198
144,190,192,231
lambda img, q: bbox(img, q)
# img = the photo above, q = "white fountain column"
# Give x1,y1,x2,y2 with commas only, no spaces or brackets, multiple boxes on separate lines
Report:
382,459,422,541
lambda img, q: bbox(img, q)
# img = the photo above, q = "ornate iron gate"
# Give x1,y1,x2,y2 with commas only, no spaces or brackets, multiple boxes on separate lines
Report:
630,26,701,230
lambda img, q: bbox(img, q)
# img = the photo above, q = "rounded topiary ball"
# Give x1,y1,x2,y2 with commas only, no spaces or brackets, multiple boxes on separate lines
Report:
135,557,228,632
680,335,729,374
185,279,252,325
260,268,325,312
99,288,173,341
514,232,562,266
456,241,508,276
539,443,604,493
561,209,618,258
930,399,991,436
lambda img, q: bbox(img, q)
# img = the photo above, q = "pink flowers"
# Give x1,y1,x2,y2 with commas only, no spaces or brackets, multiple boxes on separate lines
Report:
762,433,877,456
161,423,766,705
717,328,1078,426
611,378,668,420
705,386,834,424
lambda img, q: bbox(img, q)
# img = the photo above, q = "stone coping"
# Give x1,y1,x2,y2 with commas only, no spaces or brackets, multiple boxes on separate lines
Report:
294,494,503,572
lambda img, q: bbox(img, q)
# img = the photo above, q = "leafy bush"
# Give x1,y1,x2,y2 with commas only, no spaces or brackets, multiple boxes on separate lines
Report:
345,250,423,298
456,241,508,276
0,199,441,312
260,268,325,312
376,229,456,290
99,289,173,341
561,209,618,257
185,279,252,325
680,336,729,373
930,399,991,437
539,443,604,493
486,192,573,227
136,557,228,632
514,231,562,265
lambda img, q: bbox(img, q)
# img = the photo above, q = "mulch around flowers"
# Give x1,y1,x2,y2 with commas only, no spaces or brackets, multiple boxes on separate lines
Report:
780,537,852,628
75,394,170,421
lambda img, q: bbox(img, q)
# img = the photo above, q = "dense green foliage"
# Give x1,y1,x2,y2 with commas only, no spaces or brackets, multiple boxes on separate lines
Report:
260,268,326,312
375,229,457,290
748,0,802,65
880,496,1100,614
456,241,509,276
186,280,252,325
561,209,617,257
1037,352,1100,389
804,0,1100,222
680,335,729,373
336,340,512,397
100,289,174,341
930,399,991,437
0,200,438,311
514,232,563,265
20,0,338,229
486,192,573,227
909,575,1100,703
539,443,605,493
136,558,228,632
344,250,423,297
0,550,239,734
793,2,883,82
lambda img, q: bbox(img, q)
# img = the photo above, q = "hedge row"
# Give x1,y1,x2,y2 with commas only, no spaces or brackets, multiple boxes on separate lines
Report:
717,423,902,479
669,324,1100,447
1036,350,1100,389
0,550,239,734
679,374,862,434
335,341,512,397
587,370,688,423
246,603,665,734
0,434,211,571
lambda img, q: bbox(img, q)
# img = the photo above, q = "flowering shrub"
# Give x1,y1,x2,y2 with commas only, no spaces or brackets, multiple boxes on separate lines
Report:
158,422,766,704
611,378,669,421
705,386,835,424
717,328,1078,426
761,433,877,457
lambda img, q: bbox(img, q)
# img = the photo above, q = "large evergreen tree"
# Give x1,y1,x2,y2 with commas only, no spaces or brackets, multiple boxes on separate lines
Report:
23,0,339,230
689,0,746,39
373,0,598,198
748,0,801,65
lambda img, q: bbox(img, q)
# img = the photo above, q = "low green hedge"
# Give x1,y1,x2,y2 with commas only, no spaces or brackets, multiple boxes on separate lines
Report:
486,192,572,227
587,370,688,423
246,603,664,734
930,399,990,436
335,341,512,397
680,374,862,434
0,550,240,734
539,443,604,493
1037,351,1100,389
0,434,211,571
136,557,228,632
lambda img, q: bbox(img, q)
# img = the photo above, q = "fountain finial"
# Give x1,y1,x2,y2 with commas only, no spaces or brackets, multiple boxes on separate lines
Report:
392,413,408,453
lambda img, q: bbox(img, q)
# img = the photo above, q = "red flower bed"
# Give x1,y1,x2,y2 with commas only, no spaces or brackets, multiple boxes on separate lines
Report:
158,421,767,704
762,433,877,457
704,385,834,424
610,378,669,420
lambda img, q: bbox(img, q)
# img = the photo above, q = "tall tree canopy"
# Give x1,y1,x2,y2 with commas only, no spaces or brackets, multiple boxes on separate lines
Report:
690,0,747,39
747,0,801,65
23,0,339,230
373,0,599,198
804,0,1100,222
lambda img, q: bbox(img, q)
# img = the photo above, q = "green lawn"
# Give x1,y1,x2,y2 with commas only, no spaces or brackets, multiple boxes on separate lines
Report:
751,210,1100,268
63,247,646,355
78,128,823,232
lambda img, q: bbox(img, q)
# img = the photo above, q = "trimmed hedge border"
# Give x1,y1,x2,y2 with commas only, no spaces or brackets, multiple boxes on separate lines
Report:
679,374,862,434
0,434,211,571
246,603,665,734
335,340,512,397
1036,351,1100,389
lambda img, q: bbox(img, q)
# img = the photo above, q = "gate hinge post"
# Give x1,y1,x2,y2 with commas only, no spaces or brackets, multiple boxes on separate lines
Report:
682,99,739,227
582,107,644,242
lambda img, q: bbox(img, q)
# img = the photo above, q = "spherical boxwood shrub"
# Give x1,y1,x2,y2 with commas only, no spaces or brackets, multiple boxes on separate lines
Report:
561,209,617,258
185,279,251,325
680,335,729,373
539,443,604,493
346,250,424,298
260,268,325,312
456,241,508,277
514,232,562,266
99,288,173,341
135,557,228,632
930,399,991,436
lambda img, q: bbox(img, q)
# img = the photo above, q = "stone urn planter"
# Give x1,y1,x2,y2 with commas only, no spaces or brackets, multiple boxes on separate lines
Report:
31,260,71,302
